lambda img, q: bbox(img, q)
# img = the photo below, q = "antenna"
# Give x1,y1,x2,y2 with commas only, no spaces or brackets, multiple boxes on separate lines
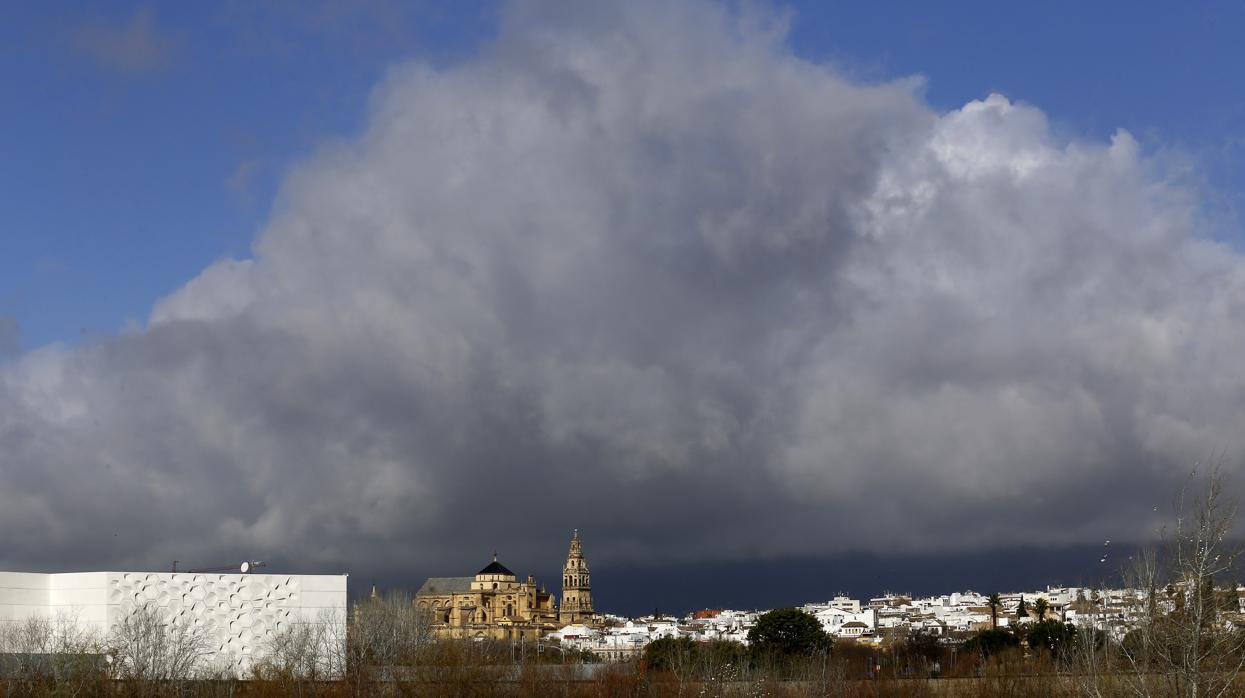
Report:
184,560,267,574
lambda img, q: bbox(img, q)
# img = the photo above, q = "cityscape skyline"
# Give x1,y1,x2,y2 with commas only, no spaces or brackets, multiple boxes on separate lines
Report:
366,539,1137,618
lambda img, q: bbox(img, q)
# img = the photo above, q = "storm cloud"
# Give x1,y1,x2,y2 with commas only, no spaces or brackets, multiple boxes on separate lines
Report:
5,0,1245,583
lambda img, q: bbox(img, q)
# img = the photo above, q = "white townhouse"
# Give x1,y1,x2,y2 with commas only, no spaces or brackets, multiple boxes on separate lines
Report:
811,607,877,638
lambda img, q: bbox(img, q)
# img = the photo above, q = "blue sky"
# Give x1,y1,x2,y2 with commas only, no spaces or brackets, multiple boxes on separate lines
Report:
2,0,1242,352
0,1,499,352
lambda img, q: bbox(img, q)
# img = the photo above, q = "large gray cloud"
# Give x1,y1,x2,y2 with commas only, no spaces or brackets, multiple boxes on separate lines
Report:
4,0,1244,579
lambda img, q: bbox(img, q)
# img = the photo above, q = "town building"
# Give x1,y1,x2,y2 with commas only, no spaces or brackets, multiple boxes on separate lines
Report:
415,530,599,640
0,570,347,676
803,603,877,639
415,555,559,640
559,529,594,625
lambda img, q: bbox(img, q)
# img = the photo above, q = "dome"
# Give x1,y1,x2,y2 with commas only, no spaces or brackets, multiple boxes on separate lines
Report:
477,558,515,578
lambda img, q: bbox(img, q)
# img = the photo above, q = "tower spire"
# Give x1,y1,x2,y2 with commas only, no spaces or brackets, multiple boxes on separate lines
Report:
559,528,593,625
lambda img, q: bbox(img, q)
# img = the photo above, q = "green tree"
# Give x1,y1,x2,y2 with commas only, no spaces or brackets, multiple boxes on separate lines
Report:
747,608,832,657
1033,597,1049,623
964,628,1019,657
1025,619,1077,659
1015,597,1028,623
643,637,696,672
643,637,746,675
986,593,1001,630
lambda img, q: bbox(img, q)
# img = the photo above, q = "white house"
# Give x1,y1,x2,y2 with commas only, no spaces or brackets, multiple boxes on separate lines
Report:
812,607,876,638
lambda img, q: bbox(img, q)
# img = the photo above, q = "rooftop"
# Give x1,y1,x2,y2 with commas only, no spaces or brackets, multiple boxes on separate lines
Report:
416,576,473,595
477,559,516,577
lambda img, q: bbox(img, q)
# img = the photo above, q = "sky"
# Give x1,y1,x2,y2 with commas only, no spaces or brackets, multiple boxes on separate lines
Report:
2,0,1245,615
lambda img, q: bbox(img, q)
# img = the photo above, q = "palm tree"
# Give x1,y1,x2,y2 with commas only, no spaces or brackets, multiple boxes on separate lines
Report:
1034,597,1049,623
987,592,1001,630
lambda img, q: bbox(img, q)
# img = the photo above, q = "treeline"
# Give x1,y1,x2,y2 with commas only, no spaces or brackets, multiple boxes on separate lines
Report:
6,593,1245,696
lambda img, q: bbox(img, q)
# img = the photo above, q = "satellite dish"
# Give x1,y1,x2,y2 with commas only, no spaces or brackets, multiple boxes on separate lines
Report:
240,561,250,574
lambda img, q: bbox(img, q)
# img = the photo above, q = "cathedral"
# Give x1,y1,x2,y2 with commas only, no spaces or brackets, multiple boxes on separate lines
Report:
415,530,598,640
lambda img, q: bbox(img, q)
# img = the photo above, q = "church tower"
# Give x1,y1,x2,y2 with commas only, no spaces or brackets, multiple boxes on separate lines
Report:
559,529,594,624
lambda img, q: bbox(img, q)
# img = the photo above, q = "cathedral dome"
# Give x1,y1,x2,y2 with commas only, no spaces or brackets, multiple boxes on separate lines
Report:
477,558,515,578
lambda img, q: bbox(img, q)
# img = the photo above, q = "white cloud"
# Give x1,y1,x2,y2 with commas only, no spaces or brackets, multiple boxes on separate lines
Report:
4,0,1244,575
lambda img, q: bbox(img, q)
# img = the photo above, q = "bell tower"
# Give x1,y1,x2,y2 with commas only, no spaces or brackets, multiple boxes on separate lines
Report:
559,529,594,624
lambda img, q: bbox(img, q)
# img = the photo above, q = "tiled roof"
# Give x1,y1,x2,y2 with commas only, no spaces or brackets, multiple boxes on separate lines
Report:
417,576,472,596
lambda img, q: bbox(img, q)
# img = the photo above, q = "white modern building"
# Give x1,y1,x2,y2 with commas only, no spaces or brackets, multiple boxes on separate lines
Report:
0,570,347,676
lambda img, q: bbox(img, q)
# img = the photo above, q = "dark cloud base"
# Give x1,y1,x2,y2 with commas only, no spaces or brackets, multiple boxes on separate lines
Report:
344,544,1140,617
593,545,1143,616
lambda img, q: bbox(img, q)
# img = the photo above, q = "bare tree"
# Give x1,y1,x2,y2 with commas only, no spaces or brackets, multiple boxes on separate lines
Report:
1076,464,1245,698
0,612,105,696
345,589,434,684
254,607,349,682
108,605,212,688
255,619,320,680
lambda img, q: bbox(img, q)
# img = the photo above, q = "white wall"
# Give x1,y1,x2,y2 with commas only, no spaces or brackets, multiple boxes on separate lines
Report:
0,570,347,676
0,572,52,623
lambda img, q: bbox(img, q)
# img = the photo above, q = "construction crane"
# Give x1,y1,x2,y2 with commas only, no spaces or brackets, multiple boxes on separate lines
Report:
170,560,266,574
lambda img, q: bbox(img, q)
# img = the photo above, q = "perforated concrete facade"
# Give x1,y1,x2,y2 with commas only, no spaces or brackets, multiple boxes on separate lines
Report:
0,571,347,674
